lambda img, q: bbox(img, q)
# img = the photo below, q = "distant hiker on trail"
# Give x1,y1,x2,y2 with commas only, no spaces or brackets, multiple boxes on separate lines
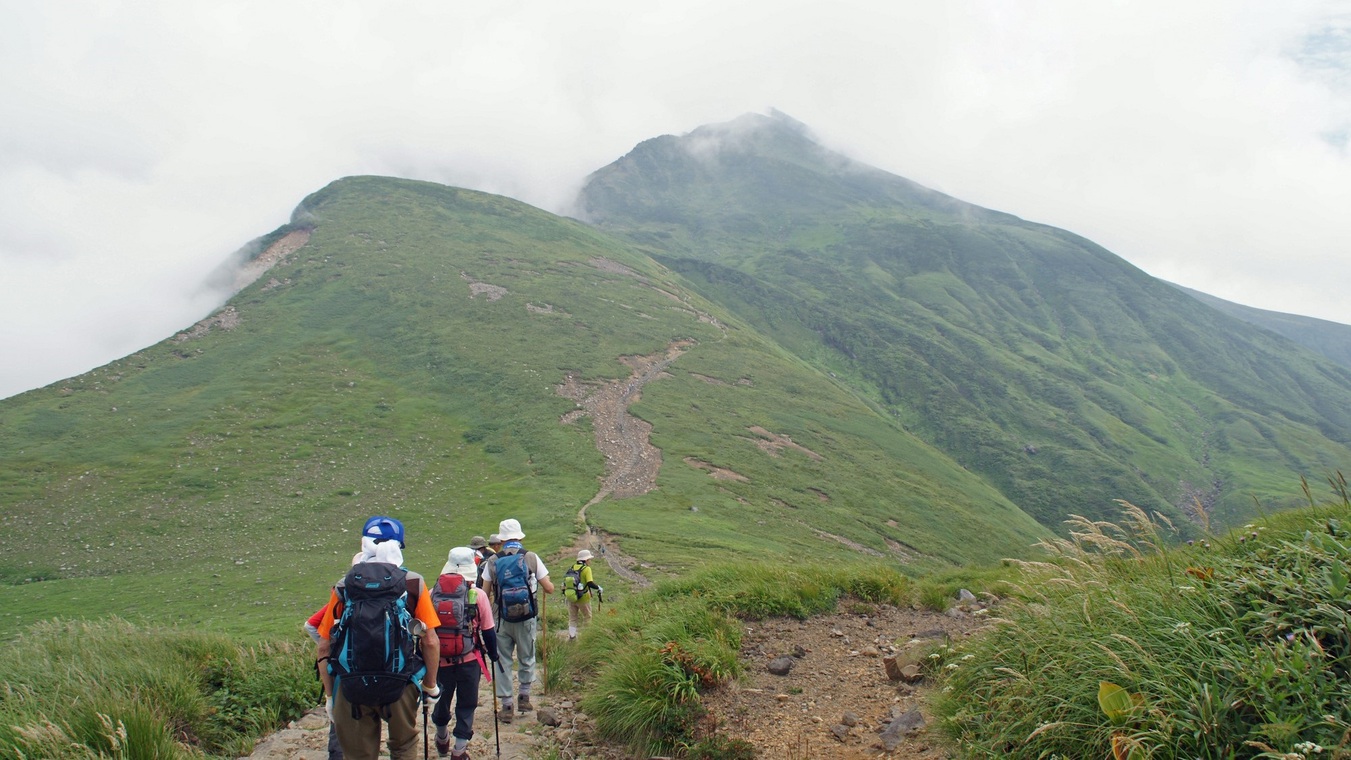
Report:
315,516,442,760
480,518,554,724
430,546,500,759
563,549,603,640
469,535,496,588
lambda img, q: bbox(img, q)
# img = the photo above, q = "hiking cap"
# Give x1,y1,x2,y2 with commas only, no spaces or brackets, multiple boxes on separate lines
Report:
577,549,594,562
498,518,525,541
469,535,488,549
362,515,406,548
440,546,478,582
488,534,501,545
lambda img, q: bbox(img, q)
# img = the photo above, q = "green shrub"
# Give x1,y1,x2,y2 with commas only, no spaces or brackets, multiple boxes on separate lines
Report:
934,498,1351,759
0,618,314,759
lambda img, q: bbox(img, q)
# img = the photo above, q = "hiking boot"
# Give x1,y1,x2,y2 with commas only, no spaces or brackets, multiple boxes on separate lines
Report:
497,703,514,723
435,733,450,757
517,695,534,713
450,751,472,760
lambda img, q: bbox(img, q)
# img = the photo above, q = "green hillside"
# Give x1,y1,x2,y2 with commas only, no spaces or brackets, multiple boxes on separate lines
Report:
1173,281,1351,370
578,111,1351,532
0,176,1048,638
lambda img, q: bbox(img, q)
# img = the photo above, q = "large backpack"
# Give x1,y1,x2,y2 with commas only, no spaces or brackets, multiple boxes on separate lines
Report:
328,562,425,712
493,549,537,623
432,573,478,663
563,563,585,602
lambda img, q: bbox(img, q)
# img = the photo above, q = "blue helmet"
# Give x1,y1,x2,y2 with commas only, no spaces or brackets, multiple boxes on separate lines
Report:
362,515,406,548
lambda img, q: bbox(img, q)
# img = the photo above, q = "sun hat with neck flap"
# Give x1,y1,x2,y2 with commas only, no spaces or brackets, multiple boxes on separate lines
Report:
440,546,478,583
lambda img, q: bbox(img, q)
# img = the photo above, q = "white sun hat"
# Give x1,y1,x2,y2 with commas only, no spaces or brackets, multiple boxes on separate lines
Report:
577,549,594,561
498,518,525,541
440,546,478,582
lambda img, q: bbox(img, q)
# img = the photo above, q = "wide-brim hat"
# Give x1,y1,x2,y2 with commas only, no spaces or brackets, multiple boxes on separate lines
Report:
469,535,488,549
498,518,525,541
488,533,501,545
577,549,594,562
440,546,478,582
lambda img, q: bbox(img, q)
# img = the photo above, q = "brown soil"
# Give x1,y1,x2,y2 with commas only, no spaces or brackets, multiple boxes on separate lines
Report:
232,228,311,293
748,426,823,461
698,600,985,759
684,456,750,482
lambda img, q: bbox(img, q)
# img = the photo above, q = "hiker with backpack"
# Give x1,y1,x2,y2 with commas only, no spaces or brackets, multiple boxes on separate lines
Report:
314,516,442,760
563,549,603,640
480,518,554,724
306,602,346,760
469,535,496,588
429,546,500,760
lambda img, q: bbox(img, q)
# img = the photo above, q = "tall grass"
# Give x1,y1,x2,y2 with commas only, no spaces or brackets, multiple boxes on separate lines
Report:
550,562,911,757
934,490,1351,759
0,618,315,759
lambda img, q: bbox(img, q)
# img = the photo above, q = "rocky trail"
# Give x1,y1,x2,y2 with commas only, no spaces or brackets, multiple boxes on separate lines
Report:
557,340,695,587
244,596,985,759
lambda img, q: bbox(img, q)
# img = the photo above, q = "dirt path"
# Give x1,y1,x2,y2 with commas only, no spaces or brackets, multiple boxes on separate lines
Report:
699,599,988,759
242,680,560,759
556,340,694,587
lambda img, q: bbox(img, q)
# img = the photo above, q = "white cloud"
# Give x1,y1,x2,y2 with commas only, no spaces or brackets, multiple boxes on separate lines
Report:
2,0,1350,398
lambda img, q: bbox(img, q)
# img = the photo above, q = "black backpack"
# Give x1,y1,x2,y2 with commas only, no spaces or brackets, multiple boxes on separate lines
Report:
328,562,425,712
432,573,478,664
493,550,537,623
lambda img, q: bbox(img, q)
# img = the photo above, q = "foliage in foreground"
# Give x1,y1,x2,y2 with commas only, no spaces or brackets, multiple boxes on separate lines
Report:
0,618,315,759
551,562,912,757
934,483,1351,759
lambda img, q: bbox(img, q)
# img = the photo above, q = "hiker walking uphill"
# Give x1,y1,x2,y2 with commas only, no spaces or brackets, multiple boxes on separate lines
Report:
563,549,603,640
430,546,500,760
469,534,496,589
480,518,554,724
315,516,442,760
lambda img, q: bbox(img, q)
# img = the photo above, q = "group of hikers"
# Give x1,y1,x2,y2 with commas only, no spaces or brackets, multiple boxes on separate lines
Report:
302,515,605,760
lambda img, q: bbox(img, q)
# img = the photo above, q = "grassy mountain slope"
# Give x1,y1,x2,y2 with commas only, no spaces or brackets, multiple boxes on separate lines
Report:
1173,282,1351,370
0,176,1048,638
578,112,1351,531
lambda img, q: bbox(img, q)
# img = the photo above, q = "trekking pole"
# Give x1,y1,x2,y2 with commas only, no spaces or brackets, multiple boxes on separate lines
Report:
423,696,430,760
492,685,501,757
492,659,504,758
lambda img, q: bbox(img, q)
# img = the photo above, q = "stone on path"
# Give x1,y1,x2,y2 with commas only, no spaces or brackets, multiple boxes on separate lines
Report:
877,707,926,752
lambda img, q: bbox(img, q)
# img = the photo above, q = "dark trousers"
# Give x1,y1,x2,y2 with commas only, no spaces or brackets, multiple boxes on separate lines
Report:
328,720,343,760
431,660,482,741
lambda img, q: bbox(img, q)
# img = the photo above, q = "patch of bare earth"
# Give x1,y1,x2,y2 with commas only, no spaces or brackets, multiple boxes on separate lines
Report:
684,456,750,482
173,306,241,343
701,599,991,759
748,426,823,461
461,271,509,301
232,228,311,293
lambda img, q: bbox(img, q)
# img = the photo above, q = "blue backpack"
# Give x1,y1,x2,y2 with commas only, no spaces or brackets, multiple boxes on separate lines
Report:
493,550,537,623
328,562,426,713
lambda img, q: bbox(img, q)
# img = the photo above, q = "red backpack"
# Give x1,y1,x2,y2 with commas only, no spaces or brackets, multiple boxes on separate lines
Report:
432,573,478,664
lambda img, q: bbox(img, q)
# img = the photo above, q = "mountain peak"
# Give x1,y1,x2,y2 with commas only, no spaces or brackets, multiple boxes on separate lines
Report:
578,112,984,233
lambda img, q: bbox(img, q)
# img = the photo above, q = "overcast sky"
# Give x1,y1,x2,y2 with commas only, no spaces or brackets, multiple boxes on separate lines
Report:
3,2,1349,399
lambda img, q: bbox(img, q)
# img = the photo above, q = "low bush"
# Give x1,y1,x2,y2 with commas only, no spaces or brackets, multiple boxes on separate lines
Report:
934,493,1351,759
0,618,315,758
